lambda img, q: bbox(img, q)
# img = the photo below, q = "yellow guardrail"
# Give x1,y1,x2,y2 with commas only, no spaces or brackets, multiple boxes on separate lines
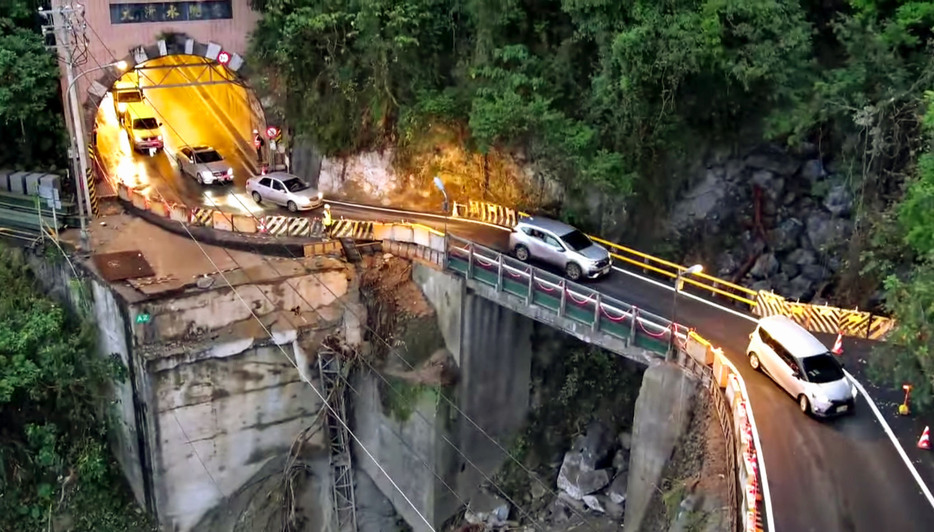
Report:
588,236,758,307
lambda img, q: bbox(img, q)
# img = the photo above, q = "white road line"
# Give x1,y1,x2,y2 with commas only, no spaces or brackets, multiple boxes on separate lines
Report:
610,266,758,323
846,371,934,510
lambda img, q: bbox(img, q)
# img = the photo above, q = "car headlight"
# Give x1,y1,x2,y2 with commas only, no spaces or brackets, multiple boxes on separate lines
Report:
157,135,162,141
226,168,233,176
851,385,858,398
316,191,323,200
200,170,212,180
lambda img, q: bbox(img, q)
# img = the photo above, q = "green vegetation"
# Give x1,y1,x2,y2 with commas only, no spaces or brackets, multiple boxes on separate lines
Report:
495,344,643,499
381,377,441,422
249,0,934,408
0,0,66,169
0,247,152,532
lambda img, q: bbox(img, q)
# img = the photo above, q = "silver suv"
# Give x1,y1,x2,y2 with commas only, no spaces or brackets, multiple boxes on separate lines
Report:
509,217,611,280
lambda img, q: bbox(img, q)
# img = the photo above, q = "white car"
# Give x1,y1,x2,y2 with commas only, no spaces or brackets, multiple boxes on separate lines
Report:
176,146,233,185
746,315,857,417
246,172,324,212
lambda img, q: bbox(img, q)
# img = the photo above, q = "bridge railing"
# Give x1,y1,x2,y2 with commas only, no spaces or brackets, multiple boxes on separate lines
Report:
445,235,686,356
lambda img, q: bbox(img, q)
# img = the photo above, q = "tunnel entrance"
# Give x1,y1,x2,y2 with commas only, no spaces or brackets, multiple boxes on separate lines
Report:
94,54,268,213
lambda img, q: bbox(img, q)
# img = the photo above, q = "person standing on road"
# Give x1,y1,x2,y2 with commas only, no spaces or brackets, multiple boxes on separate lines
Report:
322,204,333,232
253,129,265,163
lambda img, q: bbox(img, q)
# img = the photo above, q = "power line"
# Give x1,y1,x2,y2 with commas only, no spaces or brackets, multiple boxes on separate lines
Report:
83,24,594,530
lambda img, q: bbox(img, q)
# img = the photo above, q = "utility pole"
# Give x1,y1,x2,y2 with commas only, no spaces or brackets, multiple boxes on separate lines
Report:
40,1,91,248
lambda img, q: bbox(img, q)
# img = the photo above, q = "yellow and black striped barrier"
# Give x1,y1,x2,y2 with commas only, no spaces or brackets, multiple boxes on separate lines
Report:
754,291,894,340
451,199,527,227
329,219,375,240
85,167,100,217
189,208,214,227
259,216,327,237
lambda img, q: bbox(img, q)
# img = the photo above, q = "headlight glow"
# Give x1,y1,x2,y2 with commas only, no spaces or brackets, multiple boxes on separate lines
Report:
200,170,212,179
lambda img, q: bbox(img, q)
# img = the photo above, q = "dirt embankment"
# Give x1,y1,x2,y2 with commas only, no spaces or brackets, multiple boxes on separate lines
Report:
642,392,732,532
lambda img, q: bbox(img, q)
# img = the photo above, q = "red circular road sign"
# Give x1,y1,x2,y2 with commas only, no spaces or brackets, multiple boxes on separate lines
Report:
266,126,280,139
217,51,231,65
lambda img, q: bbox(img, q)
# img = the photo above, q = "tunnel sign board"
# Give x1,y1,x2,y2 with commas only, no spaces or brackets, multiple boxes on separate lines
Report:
136,313,151,324
217,50,231,66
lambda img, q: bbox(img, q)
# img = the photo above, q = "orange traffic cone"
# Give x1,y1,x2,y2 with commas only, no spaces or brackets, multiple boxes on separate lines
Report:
832,332,843,356
919,426,931,450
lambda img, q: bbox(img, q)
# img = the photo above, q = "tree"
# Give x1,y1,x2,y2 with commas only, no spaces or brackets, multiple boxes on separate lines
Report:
0,3,66,169
0,247,152,531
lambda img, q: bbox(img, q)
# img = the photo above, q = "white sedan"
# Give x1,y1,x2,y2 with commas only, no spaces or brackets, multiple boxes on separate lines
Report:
176,146,234,185
246,172,324,212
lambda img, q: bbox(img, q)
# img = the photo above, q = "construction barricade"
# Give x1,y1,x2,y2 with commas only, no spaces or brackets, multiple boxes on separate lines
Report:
451,199,526,227
754,290,894,340
211,211,233,232
329,219,375,240
678,332,767,532
169,203,188,224
189,208,214,227
231,214,258,234
148,199,169,218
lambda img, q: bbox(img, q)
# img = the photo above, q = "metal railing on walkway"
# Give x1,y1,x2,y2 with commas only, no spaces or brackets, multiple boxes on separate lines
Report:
445,235,687,357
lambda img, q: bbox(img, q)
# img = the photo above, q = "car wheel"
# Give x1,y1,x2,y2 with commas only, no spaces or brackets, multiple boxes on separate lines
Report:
798,395,811,414
252,191,262,204
287,201,298,213
566,263,582,281
196,174,204,185
749,352,760,371
514,245,530,261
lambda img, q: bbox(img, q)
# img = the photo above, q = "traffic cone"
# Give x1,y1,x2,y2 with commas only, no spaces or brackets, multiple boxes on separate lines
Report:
919,426,931,450
832,332,843,356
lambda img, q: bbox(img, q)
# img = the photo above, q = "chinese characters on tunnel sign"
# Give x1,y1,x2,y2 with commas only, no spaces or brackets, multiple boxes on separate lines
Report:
109,1,233,25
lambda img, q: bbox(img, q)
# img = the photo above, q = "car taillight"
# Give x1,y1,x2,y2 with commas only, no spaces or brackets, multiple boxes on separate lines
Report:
157,135,162,140
227,168,233,175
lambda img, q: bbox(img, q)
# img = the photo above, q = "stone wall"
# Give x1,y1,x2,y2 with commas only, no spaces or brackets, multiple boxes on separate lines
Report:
666,143,858,304
26,250,366,532
354,263,533,531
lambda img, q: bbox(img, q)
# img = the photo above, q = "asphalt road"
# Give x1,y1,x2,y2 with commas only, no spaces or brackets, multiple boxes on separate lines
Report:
448,222,934,532
93,60,934,530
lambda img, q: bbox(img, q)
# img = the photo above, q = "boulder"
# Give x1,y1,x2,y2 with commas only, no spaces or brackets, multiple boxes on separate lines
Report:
801,264,832,282
751,169,785,200
556,452,612,500
787,248,817,266
607,472,628,505
716,251,740,277
823,184,854,217
612,448,630,472
800,159,826,183
464,491,510,527
769,218,804,253
572,420,616,471
787,275,816,302
805,211,851,253
618,431,632,451
779,260,800,279
746,152,801,176
546,492,587,526
750,253,779,279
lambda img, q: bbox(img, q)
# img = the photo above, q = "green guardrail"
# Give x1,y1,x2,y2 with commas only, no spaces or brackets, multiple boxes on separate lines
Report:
447,254,672,356
0,190,79,230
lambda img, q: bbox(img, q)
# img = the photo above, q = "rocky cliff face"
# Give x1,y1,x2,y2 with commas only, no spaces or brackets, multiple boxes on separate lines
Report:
666,143,859,304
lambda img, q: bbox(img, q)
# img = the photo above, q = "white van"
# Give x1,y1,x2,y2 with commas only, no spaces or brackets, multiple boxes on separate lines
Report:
746,315,857,417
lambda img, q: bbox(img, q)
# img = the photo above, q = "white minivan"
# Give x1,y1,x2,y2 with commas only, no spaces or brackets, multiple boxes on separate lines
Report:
746,315,858,417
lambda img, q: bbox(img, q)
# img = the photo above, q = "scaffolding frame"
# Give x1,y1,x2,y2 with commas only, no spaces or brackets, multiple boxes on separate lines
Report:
317,346,358,532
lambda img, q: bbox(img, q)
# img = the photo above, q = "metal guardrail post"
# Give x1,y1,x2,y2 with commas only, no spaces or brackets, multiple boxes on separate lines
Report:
527,269,535,305
559,280,567,318
592,292,601,332
466,242,474,279
630,308,638,344
496,253,503,292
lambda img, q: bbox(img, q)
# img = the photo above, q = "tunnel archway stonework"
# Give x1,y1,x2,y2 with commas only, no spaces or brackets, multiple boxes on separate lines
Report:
82,32,265,135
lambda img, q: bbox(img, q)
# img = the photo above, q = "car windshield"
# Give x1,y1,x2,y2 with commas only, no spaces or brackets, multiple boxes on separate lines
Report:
194,150,222,163
561,230,593,252
282,178,310,192
133,118,158,130
800,353,844,383
117,91,142,103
